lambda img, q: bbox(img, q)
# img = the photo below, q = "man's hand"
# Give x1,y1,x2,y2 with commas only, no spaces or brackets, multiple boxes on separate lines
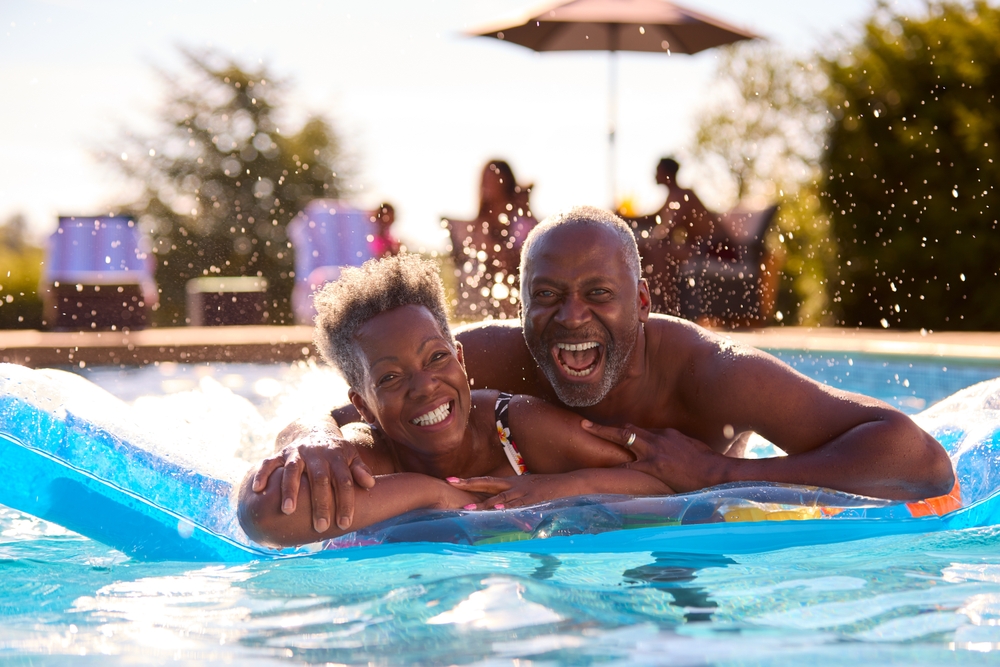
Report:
251,425,375,533
581,420,727,493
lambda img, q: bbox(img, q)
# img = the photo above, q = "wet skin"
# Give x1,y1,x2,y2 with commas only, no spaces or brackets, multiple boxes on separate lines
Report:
258,221,955,531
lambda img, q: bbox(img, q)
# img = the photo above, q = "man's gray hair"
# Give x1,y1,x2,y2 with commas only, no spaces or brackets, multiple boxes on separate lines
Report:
519,205,641,281
313,254,454,389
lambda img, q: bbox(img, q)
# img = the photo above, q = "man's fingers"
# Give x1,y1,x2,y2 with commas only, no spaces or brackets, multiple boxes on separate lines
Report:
330,457,356,531
304,457,334,533
350,458,376,489
625,430,650,458
251,456,283,492
582,419,644,450
446,476,512,494
279,451,304,515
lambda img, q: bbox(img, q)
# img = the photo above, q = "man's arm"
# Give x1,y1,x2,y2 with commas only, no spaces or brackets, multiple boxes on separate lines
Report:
239,467,478,548
705,344,953,499
599,338,953,500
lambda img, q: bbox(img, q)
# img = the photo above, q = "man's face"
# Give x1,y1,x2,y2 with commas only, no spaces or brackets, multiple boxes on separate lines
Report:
520,224,649,407
656,166,676,187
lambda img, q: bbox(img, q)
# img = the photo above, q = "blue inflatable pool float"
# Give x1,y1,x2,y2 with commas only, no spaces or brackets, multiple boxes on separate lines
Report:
1,362,999,562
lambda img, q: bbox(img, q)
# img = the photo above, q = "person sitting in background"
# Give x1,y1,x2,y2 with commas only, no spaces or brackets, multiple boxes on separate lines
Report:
444,160,536,320
370,203,400,258
239,254,669,547
626,158,717,315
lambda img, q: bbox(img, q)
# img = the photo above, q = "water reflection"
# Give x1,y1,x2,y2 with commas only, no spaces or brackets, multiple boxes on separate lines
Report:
622,552,736,623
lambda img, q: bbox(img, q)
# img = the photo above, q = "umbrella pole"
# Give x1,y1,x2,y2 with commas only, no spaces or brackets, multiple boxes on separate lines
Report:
608,48,618,209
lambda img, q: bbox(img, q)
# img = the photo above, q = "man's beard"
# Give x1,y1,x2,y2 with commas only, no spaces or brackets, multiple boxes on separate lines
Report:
525,322,638,408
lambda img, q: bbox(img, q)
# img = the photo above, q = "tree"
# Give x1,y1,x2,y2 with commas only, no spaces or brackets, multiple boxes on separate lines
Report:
114,49,346,325
0,214,44,330
823,1,1000,330
688,42,836,325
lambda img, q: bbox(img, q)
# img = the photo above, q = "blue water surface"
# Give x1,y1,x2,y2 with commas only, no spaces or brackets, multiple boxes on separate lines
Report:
1,353,1000,665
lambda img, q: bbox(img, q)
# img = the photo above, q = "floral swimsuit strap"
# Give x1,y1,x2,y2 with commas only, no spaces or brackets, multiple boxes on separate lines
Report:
495,392,528,476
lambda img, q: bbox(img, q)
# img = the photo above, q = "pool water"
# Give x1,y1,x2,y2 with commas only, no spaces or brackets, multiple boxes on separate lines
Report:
2,353,1000,665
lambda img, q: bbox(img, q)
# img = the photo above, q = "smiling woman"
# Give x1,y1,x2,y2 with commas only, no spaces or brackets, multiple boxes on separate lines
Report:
238,254,670,548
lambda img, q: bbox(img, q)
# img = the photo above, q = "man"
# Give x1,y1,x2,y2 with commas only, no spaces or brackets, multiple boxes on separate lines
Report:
252,206,953,534
626,158,717,315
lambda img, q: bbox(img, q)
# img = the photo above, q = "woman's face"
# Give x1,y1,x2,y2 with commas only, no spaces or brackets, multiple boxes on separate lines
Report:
349,305,471,456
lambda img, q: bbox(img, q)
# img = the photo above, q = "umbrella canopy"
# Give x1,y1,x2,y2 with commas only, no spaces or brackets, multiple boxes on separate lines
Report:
474,0,758,54
471,0,759,203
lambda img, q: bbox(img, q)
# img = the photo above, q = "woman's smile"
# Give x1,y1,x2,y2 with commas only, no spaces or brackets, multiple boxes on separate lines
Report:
410,399,455,427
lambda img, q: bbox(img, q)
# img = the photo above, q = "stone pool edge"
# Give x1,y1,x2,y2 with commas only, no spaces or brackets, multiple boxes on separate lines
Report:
3,326,1000,368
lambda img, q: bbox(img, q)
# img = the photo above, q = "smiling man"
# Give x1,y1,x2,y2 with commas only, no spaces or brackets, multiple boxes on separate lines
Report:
252,205,954,534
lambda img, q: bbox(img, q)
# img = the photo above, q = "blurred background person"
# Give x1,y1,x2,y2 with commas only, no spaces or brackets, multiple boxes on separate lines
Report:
625,157,717,315
445,159,536,320
370,203,400,258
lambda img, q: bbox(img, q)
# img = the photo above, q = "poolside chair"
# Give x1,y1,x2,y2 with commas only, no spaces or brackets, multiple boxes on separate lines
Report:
41,216,157,331
679,204,779,328
287,200,377,324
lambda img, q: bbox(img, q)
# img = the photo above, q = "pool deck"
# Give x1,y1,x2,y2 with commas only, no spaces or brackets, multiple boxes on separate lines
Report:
3,325,1000,368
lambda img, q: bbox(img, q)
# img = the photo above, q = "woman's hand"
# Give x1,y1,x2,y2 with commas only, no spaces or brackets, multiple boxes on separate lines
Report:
447,468,671,510
432,478,483,510
447,474,589,510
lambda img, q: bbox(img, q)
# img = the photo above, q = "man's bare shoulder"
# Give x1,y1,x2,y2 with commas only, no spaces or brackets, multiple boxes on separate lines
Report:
646,316,806,412
454,320,539,393
644,314,717,362
643,315,759,383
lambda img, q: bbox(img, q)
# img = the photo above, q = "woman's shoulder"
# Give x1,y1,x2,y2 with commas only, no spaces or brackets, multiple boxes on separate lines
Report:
342,422,399,474
470,389,503,414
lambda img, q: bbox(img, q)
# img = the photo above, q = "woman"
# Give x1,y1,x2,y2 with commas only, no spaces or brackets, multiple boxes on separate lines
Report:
239,254,669,548
445,160,536,320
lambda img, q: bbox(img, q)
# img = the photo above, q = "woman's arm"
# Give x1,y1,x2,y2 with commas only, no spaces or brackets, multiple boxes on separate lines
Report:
451,469,672,509
238,467,479,548
509,394,635,473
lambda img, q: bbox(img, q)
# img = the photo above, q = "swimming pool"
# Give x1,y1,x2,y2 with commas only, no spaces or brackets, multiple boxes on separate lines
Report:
2,352,1000,665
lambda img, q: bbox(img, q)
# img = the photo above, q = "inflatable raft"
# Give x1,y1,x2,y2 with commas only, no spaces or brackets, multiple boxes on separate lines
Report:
1,363,999,562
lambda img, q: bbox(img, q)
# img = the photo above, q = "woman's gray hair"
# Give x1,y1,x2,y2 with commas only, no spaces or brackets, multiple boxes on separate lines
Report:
312,254,454,389
519,205,641,281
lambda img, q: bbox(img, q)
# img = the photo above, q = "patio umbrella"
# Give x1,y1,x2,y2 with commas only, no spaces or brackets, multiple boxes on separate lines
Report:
470,0,759,203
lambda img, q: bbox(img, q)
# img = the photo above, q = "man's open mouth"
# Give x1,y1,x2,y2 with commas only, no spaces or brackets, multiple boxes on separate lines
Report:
552,341,603,379
411,400,454,427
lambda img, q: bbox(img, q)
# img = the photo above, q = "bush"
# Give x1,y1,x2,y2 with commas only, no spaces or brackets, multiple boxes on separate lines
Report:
823,1,1000,330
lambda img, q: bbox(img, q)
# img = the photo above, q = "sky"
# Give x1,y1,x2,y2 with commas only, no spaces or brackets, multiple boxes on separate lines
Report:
1,0,924,252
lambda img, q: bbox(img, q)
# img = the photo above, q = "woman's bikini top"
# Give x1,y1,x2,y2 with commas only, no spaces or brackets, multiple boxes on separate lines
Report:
495,392,528,475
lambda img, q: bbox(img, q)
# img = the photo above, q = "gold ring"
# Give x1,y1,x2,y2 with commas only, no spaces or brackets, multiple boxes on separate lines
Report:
625,432,636,448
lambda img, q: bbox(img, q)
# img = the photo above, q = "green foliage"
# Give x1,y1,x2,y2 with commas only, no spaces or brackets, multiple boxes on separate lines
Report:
689,42,836,324
824,1,1000,330
114,50,345,325
691,42,829,207
771,185,839,325
0,214,44,329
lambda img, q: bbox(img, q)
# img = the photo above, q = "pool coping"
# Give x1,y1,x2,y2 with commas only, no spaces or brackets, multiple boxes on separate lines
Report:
2,325,1000,368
